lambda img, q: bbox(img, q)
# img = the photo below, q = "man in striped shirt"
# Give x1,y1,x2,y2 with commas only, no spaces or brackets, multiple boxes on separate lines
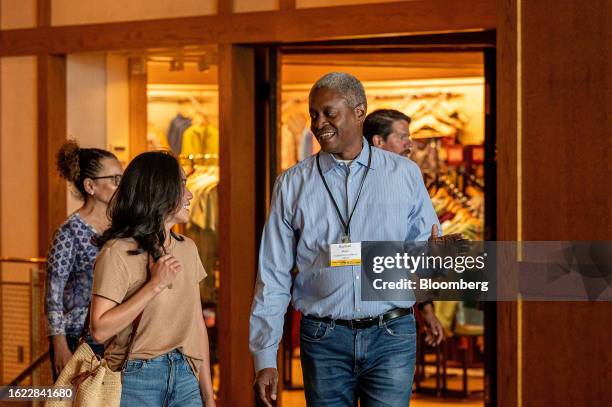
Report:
251,72,443,407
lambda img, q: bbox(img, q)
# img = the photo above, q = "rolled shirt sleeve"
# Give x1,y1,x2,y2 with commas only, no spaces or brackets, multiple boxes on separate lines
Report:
249,175,295,372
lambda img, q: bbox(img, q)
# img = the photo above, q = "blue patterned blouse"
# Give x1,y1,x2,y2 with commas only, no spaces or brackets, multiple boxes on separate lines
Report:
45,212,99,337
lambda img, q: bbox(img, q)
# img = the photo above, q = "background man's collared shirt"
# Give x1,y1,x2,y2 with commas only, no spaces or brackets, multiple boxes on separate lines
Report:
250,140,440,371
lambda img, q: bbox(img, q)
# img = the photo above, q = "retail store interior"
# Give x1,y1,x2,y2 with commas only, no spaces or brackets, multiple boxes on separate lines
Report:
0,42,494,407
1,45,491,406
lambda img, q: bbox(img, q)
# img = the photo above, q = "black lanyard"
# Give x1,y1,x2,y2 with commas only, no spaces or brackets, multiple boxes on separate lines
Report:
316,143,372,243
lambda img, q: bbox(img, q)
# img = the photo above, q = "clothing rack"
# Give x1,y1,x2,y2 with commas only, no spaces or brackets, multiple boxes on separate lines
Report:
147,95,212,104
369,91,463,101
465,174,484,190
179,153,219,169
437,176,472,209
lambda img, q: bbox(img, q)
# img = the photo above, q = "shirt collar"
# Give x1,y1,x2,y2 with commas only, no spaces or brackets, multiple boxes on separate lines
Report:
318,137,375,174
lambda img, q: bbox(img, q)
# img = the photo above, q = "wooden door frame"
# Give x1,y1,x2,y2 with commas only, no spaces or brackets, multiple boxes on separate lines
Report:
495,1,519,405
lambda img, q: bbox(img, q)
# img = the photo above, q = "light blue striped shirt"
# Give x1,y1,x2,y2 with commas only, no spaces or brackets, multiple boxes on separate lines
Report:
249,139,440,371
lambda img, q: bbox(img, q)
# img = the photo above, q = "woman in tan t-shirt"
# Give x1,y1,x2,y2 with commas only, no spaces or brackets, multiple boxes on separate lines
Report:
90,151,215,407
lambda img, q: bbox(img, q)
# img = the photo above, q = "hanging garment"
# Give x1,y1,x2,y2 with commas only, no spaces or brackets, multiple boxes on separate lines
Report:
147,124,170,151
186,166,219,231
185,165,220,304
167,114,192,154
181,124,219,156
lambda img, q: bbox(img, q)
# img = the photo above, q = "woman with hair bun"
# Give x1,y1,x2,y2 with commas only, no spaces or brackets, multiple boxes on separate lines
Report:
45,140,123,380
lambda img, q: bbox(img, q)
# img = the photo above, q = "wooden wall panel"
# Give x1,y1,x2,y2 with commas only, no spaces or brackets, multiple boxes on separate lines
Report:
0,0,37,30
520,0,611,405
522,0,610,241
218,44,256,407
51,0,216,26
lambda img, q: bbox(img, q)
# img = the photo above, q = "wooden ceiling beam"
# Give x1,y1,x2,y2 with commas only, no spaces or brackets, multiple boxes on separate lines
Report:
0,0,495,56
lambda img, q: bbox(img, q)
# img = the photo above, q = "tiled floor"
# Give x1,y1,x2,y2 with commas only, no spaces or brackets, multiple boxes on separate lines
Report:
281,356,484,407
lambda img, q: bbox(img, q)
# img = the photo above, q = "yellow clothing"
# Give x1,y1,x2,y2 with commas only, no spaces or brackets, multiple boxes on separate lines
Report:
180,124,218,156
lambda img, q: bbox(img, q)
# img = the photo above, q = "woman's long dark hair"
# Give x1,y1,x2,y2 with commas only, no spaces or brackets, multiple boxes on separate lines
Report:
94,151,184,259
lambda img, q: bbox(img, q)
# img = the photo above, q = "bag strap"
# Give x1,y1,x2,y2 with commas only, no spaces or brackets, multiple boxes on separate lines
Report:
120,259,152,371
120,311,144,371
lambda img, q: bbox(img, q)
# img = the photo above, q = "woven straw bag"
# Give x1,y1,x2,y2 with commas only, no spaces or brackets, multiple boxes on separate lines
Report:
45,308,143,407
46,261,149,406
45,342,121,407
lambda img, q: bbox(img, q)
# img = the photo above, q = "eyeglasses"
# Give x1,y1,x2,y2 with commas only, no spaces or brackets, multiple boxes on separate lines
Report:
90,174,122,186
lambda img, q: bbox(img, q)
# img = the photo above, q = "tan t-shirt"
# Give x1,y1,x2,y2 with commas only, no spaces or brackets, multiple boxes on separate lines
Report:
92,235,207,374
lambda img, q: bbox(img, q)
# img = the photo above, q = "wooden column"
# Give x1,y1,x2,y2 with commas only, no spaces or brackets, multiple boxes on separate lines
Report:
279,0,296,10
218,0,233,14
37,55,68,256
496,0,519,405
0,6,3,383
128,57,148,159
33,0,60,387
218,44,256,407
37,0,67,256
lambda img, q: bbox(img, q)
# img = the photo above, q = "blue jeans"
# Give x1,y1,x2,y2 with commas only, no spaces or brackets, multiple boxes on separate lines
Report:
300,313,416,407
120,349,202,407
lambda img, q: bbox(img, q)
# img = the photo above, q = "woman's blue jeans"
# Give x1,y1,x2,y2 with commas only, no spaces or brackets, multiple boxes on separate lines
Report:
120,349,202,407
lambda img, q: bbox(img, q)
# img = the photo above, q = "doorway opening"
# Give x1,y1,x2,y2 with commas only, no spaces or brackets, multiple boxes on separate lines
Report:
260,32,496,407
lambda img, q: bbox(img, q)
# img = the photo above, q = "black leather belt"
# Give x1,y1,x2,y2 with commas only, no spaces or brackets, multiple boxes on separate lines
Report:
305,307,413,330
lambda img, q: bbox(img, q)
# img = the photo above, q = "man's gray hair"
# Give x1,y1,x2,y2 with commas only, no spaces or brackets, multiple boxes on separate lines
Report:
309,72,367,109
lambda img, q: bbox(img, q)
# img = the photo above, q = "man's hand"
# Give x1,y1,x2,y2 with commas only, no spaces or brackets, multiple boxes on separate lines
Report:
52,335,73,376
254,368,278,407
428,224,464,244
420,304,444,347
202,393,216,407
428,224,470,256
